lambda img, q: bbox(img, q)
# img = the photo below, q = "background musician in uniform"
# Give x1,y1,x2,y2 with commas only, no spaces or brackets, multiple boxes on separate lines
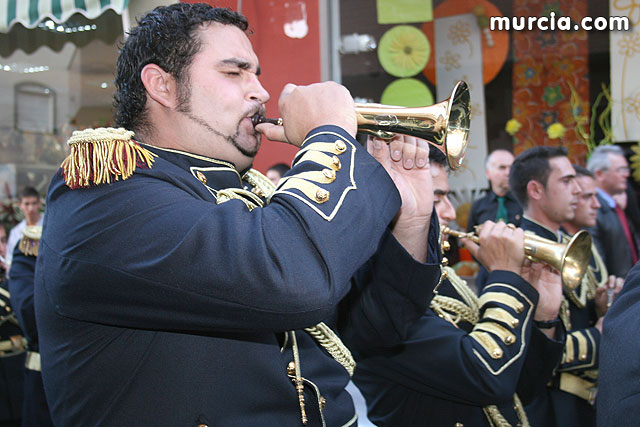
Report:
352,144,565,426
34,4,444,426
8,226,53,427
0,224,25,427
509,146,609,426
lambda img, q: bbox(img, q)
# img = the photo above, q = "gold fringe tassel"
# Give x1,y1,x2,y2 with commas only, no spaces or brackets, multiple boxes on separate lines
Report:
61,128,157,189
18,237,39,257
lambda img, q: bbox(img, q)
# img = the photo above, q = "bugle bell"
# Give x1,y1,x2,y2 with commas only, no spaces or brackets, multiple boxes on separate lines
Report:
442,226,592,291
252,81,471,170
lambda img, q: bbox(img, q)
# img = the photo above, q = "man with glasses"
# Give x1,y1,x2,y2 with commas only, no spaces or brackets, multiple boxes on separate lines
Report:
587,145,637,278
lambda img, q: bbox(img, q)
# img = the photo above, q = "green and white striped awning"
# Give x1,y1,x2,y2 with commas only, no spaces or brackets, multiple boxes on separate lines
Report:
1,0,129,33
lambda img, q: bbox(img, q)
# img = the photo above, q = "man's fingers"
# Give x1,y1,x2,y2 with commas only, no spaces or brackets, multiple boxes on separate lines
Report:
461,237,479,259
401,136,417,169
415,138,430,168
371,138,391,168
388,137,404,162
255,123,288,143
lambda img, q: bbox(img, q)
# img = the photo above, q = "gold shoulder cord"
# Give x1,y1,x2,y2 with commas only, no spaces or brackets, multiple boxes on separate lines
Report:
251,170,354,424
432,268,529,427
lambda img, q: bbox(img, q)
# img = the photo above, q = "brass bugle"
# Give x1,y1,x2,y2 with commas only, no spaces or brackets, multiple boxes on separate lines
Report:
442,226,592,291
252,81,471,170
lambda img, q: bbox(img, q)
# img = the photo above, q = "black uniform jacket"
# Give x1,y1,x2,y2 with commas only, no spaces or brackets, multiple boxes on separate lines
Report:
597,260,640,426
353,266,564,426
34,125,441,426
521,217,599,427
9,243,54,427
0,275,24,423
466,190,522,232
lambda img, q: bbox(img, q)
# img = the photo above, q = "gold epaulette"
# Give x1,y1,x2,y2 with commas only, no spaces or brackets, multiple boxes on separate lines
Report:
61,127,157,189
18,226,42,257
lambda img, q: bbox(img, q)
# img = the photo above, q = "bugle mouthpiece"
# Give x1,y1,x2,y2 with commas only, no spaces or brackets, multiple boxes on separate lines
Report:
251,114,283,127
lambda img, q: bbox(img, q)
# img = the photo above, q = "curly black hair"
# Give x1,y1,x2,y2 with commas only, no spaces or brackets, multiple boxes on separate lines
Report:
509,145,568,209
114,3,248,134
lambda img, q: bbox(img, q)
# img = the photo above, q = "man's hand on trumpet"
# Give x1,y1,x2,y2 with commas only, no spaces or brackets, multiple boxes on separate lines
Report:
255,82,357,147
367,134,433,263
463,221,525,275
464,221,563,335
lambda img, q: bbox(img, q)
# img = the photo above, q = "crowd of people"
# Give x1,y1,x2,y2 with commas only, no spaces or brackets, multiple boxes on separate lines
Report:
0,3,639,426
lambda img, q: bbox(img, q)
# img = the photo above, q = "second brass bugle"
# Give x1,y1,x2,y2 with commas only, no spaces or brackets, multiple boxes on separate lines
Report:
442,226,592,291
252,81,471,170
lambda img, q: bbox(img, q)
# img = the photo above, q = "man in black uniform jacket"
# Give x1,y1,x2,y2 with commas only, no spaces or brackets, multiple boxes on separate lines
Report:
34,4,443,426
353,145,565,426
510,146,615,426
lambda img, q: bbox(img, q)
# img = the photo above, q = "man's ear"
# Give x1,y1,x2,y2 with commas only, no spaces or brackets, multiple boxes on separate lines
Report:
140,64,178,108
527,180,544,202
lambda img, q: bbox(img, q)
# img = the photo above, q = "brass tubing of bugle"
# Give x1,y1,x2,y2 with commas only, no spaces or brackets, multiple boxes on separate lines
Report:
251,81,471,170
441,227,479,244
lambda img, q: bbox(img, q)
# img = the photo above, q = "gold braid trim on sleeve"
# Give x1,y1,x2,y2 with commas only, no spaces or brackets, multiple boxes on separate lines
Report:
305,322,355,377
61,128,157,189
432,268,530,426
430,267,480,326
483,394,530,427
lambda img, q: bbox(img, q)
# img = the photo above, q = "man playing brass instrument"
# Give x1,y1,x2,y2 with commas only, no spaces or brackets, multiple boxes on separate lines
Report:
509,147,620,427
353,142,565,426
34,4,445,426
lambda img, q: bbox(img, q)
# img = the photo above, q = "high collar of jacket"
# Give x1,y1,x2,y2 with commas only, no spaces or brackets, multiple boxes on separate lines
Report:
142,143,252,190
521,216,560,242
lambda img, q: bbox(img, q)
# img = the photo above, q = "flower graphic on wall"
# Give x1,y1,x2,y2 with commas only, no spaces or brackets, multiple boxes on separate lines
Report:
448,20,473,57
537,110,560,129
542,2,562,17
614,0,640,26
618,32,640,57
514,56,543,87
440,50,461,71
551,57,577,79
624,91,640,119
536,32,558,49
543,85,564,107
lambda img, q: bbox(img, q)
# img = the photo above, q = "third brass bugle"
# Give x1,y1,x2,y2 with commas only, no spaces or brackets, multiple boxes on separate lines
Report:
252,81,471,170
442,226,592,291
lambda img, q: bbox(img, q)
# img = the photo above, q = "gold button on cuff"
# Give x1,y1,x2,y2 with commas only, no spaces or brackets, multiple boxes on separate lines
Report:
334,139,347,153
579,354,588,361
505,335,515,345
511,319,520,328
196,171,207,185
456,423,464,427
287,361,296,376
492,348,503,359
322,168,336,181
515,303,524,313
315,189,330,203
332,155,341,170
442,257,449,266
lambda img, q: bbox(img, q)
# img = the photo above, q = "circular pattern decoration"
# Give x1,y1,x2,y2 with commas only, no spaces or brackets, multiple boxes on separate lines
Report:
380,78,434,107
378,25,431,78
421,0,509,85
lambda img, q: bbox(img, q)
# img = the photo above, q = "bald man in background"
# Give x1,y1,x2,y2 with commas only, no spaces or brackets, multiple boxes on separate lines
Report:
467,150,522,232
